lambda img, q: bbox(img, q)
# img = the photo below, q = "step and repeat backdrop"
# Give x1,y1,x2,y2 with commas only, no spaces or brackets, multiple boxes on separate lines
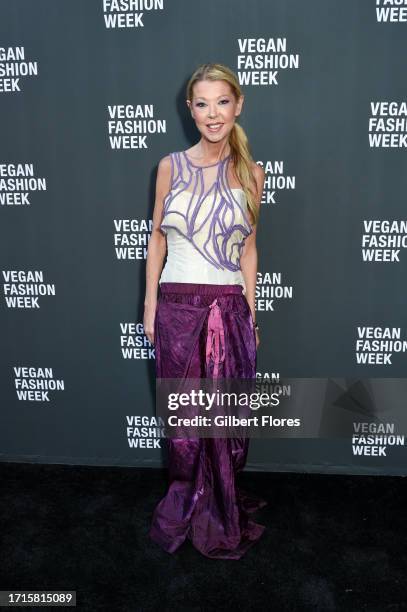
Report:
1,0,406,475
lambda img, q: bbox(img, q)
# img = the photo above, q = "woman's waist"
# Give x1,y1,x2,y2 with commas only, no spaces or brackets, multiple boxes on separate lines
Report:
160,264,245,287
159,281,243,295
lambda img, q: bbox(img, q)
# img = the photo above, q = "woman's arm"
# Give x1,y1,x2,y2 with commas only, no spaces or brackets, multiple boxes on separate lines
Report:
143,155,171,344
240,162,265,347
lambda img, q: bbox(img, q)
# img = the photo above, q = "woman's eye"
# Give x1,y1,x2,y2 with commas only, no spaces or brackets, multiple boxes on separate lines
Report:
195,100,229,107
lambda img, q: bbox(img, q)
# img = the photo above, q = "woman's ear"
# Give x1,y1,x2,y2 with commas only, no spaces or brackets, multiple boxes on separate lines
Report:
236,94,244,117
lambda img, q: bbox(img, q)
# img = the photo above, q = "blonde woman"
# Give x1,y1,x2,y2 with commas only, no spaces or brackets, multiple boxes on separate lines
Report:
144,63,266,560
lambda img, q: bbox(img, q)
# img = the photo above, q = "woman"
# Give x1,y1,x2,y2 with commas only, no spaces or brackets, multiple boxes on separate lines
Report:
144,63,266,560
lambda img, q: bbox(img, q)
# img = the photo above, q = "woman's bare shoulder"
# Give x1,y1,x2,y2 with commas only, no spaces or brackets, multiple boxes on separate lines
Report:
158,154,172,172
251,160,265,196
251,160,265,181
156,154,173,183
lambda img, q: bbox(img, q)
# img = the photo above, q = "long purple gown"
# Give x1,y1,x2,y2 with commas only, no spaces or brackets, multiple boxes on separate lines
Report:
149,281,266,560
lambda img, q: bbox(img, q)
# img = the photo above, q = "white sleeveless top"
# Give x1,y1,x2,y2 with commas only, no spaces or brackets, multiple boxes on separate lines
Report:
158,150,253,293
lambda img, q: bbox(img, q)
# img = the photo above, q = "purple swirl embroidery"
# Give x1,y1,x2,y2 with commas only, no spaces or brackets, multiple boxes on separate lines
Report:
160,151,253,271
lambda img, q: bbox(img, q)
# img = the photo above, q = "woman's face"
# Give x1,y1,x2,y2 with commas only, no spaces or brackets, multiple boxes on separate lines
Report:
187,79,243,143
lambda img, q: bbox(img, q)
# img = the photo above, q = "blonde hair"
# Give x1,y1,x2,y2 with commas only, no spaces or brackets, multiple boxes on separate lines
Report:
186,63,260,226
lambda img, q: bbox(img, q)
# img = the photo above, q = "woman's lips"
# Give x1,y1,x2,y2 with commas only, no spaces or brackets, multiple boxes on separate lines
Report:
207,123,223,133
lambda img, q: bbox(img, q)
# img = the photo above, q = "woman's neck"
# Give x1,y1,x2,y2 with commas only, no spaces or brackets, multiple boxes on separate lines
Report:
194,138,231,163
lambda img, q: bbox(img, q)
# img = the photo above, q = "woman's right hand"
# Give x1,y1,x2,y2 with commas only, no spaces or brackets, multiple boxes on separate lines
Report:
143,302,157,345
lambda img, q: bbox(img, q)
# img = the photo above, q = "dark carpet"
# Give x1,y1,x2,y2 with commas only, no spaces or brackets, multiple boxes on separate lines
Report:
0,462,405,612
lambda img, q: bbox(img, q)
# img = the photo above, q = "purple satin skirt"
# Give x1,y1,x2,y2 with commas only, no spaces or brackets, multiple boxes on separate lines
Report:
149,282,266,560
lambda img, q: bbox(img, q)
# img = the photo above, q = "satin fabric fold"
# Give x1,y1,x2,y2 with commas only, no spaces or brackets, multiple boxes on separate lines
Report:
149,282,267,560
